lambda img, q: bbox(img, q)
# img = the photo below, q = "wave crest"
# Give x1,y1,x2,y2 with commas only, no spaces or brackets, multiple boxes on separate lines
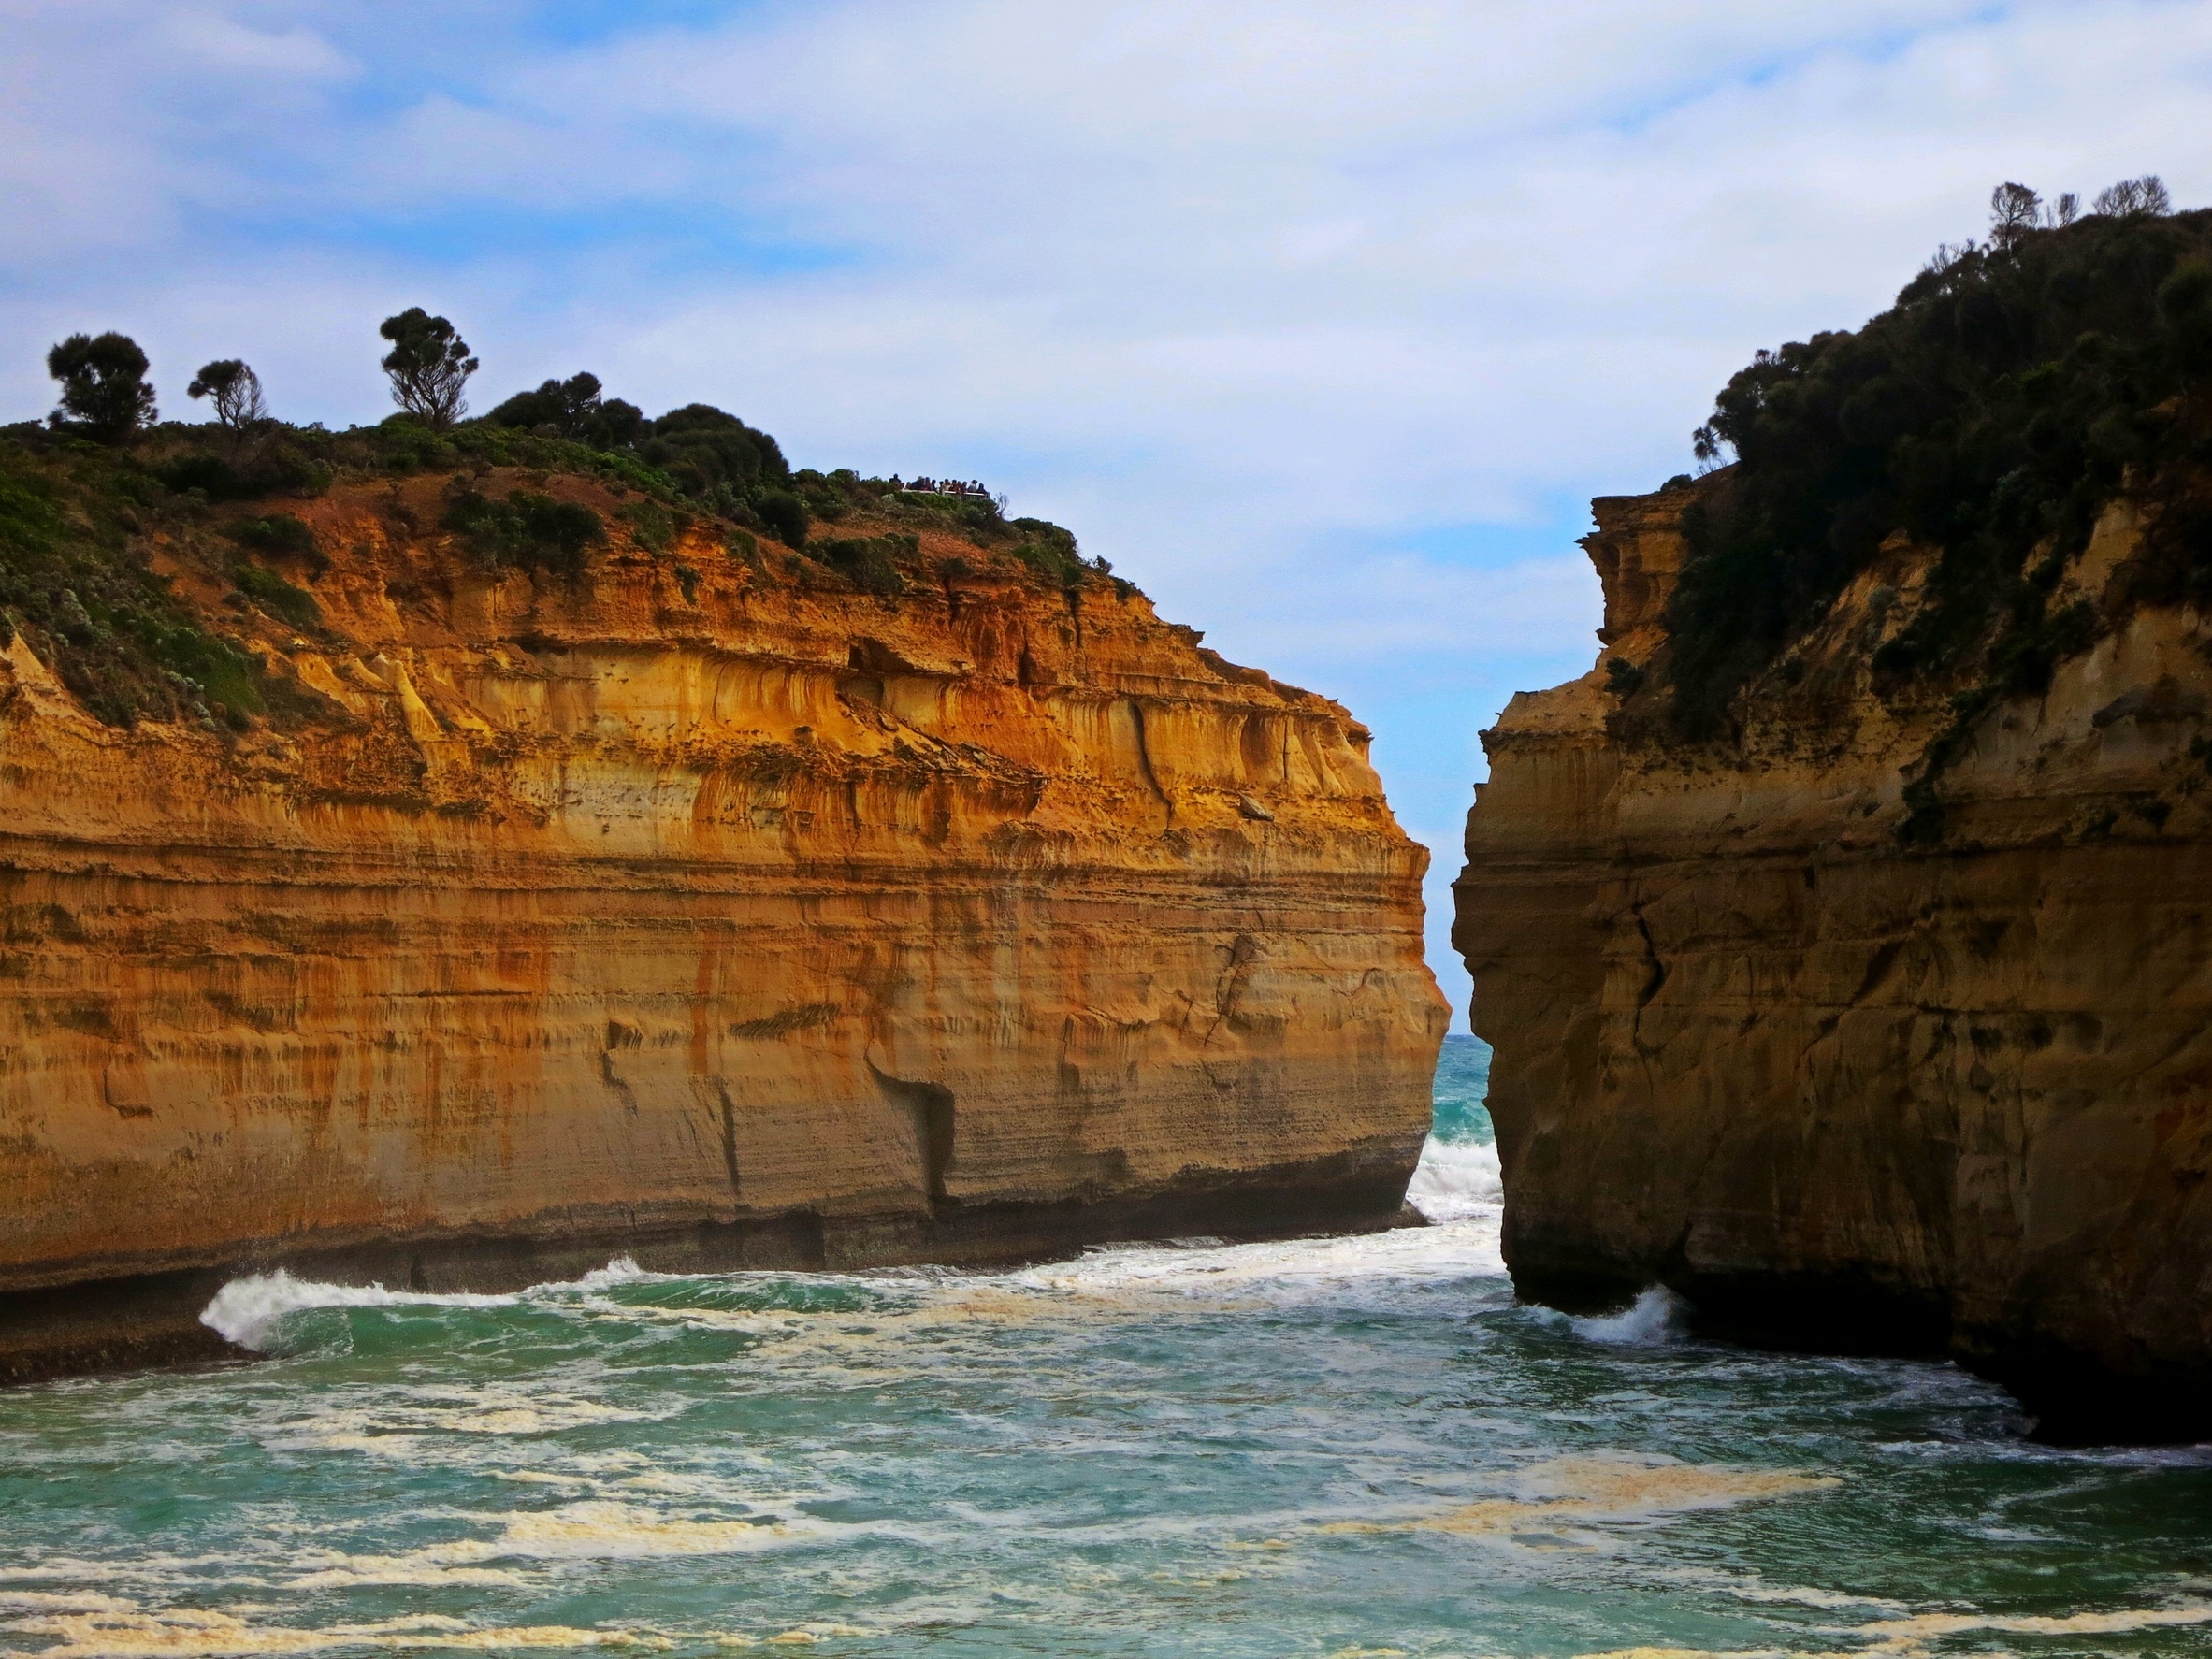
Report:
1405,1135,1502,1223
1569,1286,1689,1346
200,1260,654,1349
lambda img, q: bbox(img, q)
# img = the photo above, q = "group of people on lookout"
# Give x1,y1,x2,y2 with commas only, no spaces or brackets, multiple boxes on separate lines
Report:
891,474,990,498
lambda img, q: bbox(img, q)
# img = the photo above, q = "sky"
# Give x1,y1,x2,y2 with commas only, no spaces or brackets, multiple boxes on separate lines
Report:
5,1,2211,1020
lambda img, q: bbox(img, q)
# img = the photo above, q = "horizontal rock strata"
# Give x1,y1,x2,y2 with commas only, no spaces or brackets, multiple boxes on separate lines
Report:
0,473,1444,1378
1456,483,2212,1439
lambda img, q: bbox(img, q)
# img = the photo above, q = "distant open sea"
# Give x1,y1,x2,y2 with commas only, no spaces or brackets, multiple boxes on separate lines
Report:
5,1034,2212,1657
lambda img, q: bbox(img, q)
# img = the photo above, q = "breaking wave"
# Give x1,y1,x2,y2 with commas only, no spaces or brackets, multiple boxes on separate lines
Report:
1404,1134,1502,1223
1569,1285,1691,1346
201,1259,657,1349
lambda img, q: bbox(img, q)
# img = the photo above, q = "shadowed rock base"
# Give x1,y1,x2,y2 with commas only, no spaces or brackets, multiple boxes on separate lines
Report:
1512,1259,2212,1443
0,1151,1418,1388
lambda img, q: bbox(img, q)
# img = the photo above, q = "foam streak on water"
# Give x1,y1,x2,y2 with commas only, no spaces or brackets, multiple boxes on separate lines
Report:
4,1037,2212,1657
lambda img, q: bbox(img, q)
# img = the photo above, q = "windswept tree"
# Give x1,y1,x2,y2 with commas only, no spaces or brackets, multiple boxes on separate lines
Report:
186,358,268,433
47,332,156,443
1990,183,2086,249
378,308,477,426
1989,181,2043,249
2094,174,2173,218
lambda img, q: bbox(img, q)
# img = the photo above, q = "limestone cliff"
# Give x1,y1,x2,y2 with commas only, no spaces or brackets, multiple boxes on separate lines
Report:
0,467,1443,1378
1455,479,2212,1438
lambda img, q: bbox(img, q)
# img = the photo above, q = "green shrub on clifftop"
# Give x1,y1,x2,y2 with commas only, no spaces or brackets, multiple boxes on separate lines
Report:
0,444,265,727
442,486,604,580
812,533,914,596
231,562,321,631
1667,188,2212,737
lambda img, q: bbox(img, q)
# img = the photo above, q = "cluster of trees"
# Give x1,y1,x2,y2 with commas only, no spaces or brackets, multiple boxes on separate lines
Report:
34,307,807,537
31,308,1097,592
1661,173,2208,754
1986,175,2171,250
1681,176,2174,471
44,308,768,453
43,308,476,445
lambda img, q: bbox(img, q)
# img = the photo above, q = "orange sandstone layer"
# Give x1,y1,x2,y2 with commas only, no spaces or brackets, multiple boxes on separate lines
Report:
0,473,1445,1377
1456,481,2212,1439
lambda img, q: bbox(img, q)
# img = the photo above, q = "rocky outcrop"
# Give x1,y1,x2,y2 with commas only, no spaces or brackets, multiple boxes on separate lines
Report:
1455,480,2212,1439
0,471,1444,1378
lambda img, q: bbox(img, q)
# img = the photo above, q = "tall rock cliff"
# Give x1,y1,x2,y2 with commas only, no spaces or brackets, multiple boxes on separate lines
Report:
1456,480,2212,1438
0,461,1443,1378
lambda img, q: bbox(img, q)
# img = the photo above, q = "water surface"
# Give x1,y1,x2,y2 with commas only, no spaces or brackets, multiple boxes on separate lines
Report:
4,1036,2211,1657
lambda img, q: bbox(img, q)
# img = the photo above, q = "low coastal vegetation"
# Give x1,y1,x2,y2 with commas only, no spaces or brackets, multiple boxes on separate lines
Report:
1650,177,2212,815
0,308,1112,731
0,441,268,728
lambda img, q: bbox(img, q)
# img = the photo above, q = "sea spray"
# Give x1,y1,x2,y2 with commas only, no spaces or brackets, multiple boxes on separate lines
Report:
1569,1285,1691,1346
200,1272,520,1349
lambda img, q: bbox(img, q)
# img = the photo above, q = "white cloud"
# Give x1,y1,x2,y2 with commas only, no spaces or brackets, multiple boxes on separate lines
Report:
164,13,352,78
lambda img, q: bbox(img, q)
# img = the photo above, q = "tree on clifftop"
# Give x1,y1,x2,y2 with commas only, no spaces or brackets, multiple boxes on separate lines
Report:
2094,174,2172,217
47,332,155,443
487,371,645,449
186,358,268,434
1988,182,2043,249
378,308,477,427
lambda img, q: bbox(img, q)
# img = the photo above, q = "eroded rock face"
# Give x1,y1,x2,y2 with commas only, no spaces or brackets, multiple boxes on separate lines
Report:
1455,482,2212,1438
0,473,1444,1376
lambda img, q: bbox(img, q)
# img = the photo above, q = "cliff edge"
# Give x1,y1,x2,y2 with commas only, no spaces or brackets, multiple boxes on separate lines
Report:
0,443,1445,1378
1456,201,2212,1439
1461,482,2212,1439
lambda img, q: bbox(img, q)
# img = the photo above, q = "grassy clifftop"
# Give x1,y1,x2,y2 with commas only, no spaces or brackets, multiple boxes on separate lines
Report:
0,413,1108,733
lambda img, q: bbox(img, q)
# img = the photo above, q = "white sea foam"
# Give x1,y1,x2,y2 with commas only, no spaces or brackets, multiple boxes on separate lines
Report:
1860,1597,2212,1640
1569,1286,1688,1346
283,1558,532,1590
200,1214,1511,1365
568,1258,658,1290
1657,1567,1910,1611
8,1607,707,1658
1318,1452,1839,1544
484,1500,854,1560
1404,1134,1503,1223
1011,1211,1507,1303
254,1497,871,1596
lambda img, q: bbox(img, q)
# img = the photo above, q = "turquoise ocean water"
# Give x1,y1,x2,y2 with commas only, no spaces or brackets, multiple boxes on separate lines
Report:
6,1035,2212,1657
